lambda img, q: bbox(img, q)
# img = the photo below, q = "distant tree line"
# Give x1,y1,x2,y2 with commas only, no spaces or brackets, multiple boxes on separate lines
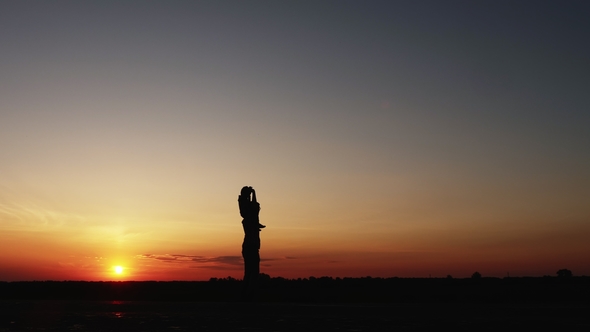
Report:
1,270,586,303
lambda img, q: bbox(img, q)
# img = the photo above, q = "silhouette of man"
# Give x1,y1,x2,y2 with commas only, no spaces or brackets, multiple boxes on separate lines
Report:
238,186,264,299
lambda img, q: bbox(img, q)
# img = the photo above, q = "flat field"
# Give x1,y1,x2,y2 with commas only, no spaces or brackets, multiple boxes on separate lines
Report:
1,301,589,331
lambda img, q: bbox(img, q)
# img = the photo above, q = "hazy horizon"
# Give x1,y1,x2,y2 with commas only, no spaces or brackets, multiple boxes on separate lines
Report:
1,1,589,281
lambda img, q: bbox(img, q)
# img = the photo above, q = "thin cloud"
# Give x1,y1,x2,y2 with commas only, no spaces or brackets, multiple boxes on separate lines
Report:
137,254,194,262
191,256,243,266
0,201,86,228
137,254,242,266
138,254,297,268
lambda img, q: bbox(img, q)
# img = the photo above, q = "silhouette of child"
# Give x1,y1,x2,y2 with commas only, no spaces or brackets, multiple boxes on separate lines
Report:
238,186,265,230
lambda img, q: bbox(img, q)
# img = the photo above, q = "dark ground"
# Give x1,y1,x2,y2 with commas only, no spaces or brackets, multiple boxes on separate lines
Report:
3,276,590,302
1,301,590,331
1,277,589,331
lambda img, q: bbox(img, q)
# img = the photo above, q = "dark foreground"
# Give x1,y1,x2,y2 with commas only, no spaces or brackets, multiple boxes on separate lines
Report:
3,277,590,302
1,300,589,331
1,278,589,331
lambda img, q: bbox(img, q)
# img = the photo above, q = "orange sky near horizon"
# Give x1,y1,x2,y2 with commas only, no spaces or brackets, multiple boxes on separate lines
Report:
1,2,589,281
1,177,588,281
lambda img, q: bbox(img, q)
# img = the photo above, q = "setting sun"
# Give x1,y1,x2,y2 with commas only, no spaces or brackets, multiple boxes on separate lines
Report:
114,266,124,275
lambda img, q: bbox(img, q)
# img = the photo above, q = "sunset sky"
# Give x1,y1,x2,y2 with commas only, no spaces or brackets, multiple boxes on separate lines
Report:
1,1,589,281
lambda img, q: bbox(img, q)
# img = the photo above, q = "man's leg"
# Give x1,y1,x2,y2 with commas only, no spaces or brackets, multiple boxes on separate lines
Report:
242,250,260,300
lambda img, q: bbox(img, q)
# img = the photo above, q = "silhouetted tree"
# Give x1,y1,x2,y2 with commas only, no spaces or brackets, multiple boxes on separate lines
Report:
471,271,482,279
446,275,453,279
557,269,573,278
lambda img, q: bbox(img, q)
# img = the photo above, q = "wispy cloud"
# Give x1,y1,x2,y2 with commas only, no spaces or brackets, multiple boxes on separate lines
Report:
137,254,298,268
0,200,86,229
137,254,192,262
191,256,243,266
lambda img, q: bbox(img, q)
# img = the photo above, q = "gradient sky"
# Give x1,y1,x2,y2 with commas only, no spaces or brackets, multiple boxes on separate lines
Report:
1,1,589,281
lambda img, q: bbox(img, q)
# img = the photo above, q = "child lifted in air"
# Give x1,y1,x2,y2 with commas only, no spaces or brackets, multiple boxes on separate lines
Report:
238,186,266,230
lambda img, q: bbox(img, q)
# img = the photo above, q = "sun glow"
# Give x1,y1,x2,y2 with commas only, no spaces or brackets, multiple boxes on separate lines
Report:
114,266,124,275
